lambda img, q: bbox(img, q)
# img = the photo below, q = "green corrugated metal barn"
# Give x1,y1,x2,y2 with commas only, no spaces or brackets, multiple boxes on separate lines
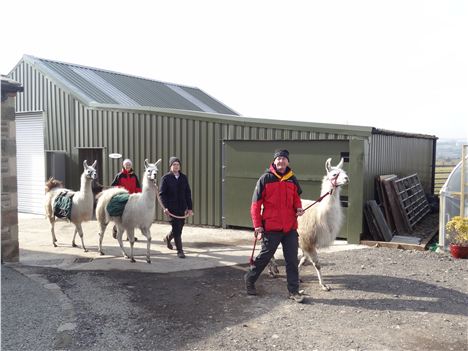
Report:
8,54,437,244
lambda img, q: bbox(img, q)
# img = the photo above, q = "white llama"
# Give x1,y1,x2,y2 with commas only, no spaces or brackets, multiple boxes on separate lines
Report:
269,158,349,291
44,160,97,252
96,159,161,263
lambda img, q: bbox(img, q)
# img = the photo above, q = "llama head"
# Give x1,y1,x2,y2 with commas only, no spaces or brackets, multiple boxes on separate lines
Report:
144,158,162,183
325,158,349,187
83,160,97,180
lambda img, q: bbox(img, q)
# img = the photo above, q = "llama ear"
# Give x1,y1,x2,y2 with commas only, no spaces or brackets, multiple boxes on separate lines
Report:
144,159,149,168
337,158,344,169
91,160,97,168
155,159,162,168
83,160,88,168
325,158,332,172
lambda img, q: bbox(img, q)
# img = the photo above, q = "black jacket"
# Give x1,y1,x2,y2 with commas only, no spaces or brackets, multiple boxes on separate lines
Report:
159,172,193,213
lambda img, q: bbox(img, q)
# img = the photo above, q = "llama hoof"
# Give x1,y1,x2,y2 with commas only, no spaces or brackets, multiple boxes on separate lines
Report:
99,251,105,256
83,248,88,253
53,243,58,247
146,258,151,264
321,285,331,291
130,258,136,263
72,243,78,248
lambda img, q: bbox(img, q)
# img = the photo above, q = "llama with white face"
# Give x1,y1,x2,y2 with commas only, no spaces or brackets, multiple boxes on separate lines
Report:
44,160,97,252
96,159,161,263
269,158,349,291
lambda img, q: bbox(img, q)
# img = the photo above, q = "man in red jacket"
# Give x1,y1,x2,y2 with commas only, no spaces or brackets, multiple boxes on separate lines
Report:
244,149,305,302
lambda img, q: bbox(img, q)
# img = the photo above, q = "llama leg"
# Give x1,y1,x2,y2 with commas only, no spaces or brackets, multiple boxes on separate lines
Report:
141,227,152,264
75,223,88,252
72,228,78,247
116,226,129,259
310,249,330,291
127,228,136,263
298,254,308,283
48,216,58,247
97,222,108,255
268,257,280,278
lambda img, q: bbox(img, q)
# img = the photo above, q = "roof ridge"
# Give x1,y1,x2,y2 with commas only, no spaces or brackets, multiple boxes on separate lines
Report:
23,54,200,90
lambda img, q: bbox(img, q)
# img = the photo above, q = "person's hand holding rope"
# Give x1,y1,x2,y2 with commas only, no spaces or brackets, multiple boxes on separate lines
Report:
254,226,264,240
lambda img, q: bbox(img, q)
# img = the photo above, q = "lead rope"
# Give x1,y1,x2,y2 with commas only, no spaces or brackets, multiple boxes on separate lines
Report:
249,172,342,264
154,182,191,219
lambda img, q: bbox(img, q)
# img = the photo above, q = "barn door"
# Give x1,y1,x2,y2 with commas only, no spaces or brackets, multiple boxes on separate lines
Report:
222,140,350,238
77,148,103,190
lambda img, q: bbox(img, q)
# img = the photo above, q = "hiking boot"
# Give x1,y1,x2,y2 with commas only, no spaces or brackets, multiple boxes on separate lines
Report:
177,251,186,258
244,274,257,295
289,292,304,303
163,235,173,250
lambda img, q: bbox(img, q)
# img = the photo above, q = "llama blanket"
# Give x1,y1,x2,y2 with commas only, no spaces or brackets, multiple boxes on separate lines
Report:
107,193,130,217
53,191,74,220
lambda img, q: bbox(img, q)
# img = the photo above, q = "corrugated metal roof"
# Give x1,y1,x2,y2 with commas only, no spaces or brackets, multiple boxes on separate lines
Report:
22,55,239,115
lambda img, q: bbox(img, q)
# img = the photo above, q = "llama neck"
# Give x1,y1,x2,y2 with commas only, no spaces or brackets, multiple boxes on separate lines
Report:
79,174,92,195
141,175,157,202
319,176,342,207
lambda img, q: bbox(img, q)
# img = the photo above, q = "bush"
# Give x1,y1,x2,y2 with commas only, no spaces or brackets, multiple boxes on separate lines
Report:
446,216,468,246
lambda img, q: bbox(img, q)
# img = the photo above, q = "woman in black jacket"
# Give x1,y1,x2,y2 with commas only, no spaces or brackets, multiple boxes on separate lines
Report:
159,157,193,258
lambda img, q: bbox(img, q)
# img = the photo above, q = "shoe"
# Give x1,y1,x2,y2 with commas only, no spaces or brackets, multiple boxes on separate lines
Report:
177,251,186,258
289,292,304,303
244,274,257,295
163,235,173,250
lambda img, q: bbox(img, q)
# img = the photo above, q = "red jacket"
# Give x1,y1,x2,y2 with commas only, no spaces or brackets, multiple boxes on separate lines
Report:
111,168,142,194
251,164,302,233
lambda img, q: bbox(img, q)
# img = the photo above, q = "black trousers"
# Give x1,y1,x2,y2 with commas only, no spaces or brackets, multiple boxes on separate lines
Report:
245,230,300,294
167,212,186,252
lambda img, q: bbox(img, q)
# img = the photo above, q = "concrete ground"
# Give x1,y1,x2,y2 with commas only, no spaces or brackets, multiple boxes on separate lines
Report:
16,213,364,273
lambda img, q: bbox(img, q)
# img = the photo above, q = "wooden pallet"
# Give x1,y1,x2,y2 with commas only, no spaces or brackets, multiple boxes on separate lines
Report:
380,175,411,233
391,174,430,231
364,200,393,242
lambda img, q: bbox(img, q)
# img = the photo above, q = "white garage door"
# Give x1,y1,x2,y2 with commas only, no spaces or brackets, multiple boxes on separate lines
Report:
16,112,45,215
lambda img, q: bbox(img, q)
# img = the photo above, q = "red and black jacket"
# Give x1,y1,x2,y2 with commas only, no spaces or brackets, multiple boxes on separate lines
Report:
111,168,142,194
251,164,302,233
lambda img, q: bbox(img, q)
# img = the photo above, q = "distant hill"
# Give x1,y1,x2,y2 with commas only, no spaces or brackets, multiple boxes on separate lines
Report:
436,138,467,162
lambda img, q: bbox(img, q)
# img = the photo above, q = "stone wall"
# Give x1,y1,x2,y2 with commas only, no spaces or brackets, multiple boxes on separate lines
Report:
1,78,23,262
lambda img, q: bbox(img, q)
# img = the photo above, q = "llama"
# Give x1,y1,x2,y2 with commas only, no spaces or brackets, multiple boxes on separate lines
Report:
44,160,97,252
96,159,161,263
269,158,349,291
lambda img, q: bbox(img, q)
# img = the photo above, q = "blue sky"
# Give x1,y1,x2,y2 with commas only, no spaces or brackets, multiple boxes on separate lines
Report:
1,0,466,139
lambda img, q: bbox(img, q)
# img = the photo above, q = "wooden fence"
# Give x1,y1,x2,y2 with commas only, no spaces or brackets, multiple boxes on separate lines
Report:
434,164,457,195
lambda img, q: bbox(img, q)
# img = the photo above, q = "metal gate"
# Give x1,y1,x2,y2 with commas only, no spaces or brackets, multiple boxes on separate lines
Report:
16,112,45,214
222,140,350,238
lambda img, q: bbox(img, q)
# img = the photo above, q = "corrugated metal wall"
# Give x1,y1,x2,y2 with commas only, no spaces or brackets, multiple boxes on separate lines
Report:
75,107,354,226
365,133,435,200
9,59,435,230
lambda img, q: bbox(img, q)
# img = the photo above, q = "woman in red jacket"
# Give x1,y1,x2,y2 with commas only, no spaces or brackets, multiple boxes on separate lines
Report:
111,159,141,239
111,159,142,194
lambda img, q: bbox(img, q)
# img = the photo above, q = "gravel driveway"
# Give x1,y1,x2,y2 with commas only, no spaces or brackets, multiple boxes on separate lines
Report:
4,246,466,350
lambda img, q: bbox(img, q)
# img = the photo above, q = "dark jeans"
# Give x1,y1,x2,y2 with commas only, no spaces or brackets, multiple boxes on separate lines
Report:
245,230,300,293
167,211,186,252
